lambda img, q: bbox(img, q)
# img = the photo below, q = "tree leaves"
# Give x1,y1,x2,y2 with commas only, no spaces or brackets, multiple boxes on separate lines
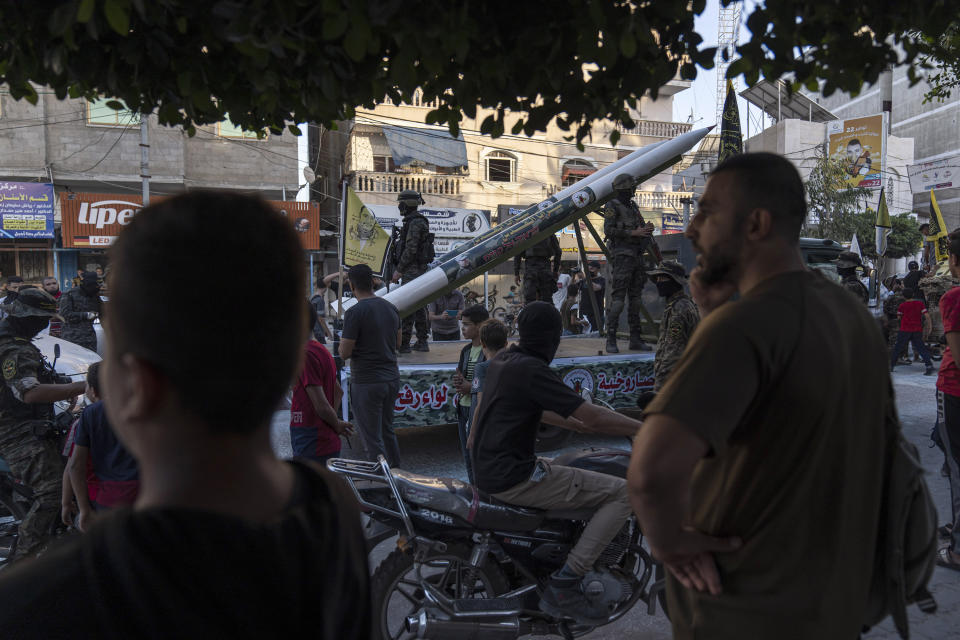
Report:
0,0,952,145
104,0,130,35
77,0,96,23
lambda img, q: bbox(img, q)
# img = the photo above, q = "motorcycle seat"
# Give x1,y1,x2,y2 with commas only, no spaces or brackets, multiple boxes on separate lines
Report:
391,470,544,532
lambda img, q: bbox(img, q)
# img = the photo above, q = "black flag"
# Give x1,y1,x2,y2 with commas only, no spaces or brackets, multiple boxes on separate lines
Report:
717,79,743,164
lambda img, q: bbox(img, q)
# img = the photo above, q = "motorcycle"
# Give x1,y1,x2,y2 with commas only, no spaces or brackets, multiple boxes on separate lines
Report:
329,447,668,640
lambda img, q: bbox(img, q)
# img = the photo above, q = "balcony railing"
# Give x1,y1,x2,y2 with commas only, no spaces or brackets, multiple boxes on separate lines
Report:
616,120,693,138
636,191,693,211
353,172,462,196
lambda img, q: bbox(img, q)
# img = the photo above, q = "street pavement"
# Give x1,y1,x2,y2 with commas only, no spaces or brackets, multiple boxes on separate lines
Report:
269,363,959,638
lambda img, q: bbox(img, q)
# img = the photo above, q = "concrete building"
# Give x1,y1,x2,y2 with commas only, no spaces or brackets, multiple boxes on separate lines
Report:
342,82,694,304
0,89,306,286
811,67,960,228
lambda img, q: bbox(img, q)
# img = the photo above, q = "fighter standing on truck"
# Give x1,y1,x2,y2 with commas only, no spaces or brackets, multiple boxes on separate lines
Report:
391,190,432,353
604,174,653,353
514,235,562,304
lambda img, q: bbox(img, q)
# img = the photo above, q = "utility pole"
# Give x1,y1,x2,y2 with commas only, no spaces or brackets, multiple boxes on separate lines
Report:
140,114,150,205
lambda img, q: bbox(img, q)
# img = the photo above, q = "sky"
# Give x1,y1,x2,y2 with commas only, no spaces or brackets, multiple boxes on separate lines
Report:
671,0,763,132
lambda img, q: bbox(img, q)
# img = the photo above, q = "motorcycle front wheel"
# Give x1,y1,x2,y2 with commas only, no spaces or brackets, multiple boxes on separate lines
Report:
370,542,509,640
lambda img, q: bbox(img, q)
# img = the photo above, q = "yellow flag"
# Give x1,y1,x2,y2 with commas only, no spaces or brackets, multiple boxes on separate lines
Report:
341,187,392,276
930,189,950,264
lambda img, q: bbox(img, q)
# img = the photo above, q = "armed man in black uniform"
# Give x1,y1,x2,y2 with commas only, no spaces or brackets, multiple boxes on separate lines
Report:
391,190,431,353
603,174,654,353
514,234,562,304
0,288,86,561
59,271,101,352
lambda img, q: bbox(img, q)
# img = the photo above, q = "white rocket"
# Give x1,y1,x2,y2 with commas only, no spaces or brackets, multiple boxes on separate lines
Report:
339,125,713,317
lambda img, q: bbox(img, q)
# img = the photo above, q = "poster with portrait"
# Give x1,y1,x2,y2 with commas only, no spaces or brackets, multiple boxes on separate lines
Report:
826,114,886,189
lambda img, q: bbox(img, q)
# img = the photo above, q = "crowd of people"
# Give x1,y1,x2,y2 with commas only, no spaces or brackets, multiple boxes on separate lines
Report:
0,269,103,353
0,152,956,638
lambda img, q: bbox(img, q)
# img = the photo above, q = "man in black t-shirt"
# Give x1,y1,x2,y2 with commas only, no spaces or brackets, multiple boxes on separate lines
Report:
0,193,370,639
340,263,403,467
470,301,642,624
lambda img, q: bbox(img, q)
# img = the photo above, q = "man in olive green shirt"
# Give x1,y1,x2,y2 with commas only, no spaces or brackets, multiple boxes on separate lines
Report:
628,153,889,639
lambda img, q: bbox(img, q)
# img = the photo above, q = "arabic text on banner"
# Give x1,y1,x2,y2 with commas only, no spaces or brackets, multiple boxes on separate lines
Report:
0,182,54,239
341,187,393,276
908,156,959,193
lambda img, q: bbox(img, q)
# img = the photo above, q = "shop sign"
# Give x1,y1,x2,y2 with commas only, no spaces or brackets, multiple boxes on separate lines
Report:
60,193,322,249
0,182,55,239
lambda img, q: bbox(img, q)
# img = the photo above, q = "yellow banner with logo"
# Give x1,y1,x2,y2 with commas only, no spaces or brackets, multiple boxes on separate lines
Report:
341,186,392,276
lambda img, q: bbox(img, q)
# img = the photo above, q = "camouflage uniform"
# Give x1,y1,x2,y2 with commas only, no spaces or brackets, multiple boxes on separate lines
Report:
653,291,700,391
841,275,869,306
0,290,73,561
58,286,100,352
514,235,561,303
603,186,652,351
396,205,430,350
883,290,907,354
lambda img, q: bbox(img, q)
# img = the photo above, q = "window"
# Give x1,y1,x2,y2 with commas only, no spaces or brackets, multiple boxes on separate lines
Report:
486,151,517,182
561,159,596,187
217,114,261,140
373,155,396,172
87,97,140,126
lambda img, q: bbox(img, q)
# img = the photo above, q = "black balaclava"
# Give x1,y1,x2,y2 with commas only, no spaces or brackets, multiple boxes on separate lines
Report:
837,267,856,280
655,279,682,299
80,271,100,297
8,315,51,338
516,301,563,363
616,190,633,204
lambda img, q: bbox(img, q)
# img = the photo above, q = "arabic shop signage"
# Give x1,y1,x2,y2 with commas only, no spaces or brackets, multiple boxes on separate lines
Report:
59,193,322,250
346,357,654,428
0,182,55,239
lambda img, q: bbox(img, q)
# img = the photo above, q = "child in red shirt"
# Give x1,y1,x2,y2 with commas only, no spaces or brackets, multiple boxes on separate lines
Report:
891,288,934,375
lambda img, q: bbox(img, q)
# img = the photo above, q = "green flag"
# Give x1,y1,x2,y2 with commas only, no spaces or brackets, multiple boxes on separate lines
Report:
717,79,742,164
874,188,891,257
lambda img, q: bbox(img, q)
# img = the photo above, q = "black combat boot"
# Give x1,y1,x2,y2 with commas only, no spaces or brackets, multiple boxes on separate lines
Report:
629,334,652,351
398,343,412,354
412,340,430,352
605,336,619,354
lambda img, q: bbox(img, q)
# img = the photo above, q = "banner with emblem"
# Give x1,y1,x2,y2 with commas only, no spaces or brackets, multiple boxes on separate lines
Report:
717,80,743,165
340,186,393,276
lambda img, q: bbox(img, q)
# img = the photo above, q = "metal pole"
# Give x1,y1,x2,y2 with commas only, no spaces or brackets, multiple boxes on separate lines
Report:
139,115,150,205
483,272,489,309
582,217,612,261
777,81,781,123
574,222,603,337
682,198,692,229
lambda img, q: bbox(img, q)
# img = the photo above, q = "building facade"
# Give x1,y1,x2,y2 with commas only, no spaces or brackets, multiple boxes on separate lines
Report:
341,83,694,304
812,67,960,228
0,88,305,287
